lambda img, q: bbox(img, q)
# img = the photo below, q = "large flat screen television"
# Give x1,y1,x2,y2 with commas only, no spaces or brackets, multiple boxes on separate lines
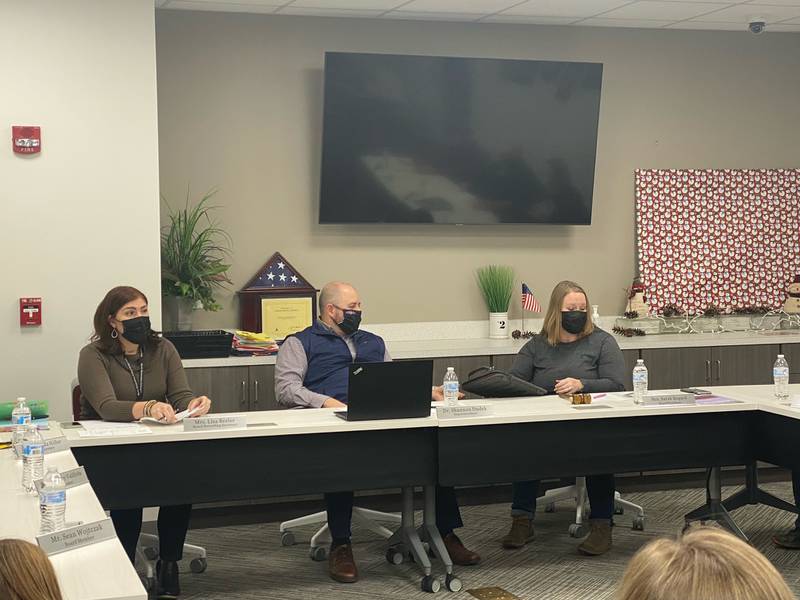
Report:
319,52,603,225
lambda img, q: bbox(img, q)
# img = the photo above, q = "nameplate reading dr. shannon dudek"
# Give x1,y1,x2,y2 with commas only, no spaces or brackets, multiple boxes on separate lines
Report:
36,518,115,556
183,415,248,432
436,404,494,420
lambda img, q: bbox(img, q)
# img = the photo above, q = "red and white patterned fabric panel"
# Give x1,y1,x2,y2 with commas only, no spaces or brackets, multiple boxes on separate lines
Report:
635,169,800,315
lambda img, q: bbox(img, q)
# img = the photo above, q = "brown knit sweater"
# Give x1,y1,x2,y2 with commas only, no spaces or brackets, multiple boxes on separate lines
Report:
77,339,194,421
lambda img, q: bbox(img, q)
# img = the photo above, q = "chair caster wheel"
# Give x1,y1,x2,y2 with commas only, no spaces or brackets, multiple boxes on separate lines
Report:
143,546,158,560
421,575,441,593
189,557,207,573
632,516,645,531
615,507,624,515
310,546,327,561
445,574,463,592
386,547,404,565
568,523,587,538
544,503,556,513
280,531,296,546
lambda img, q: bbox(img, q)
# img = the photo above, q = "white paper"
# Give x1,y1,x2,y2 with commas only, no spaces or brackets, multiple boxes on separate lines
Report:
77,421,151,437
138,406,200,425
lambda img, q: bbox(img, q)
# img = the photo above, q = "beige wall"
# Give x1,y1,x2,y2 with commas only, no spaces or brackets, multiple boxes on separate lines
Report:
1,0,161,420
155,11,800,328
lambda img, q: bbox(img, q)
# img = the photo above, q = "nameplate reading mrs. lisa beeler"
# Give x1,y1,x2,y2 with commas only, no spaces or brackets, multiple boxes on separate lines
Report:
437,404,494,419
44,436,70,454
183,415,248,432
36,518,115,556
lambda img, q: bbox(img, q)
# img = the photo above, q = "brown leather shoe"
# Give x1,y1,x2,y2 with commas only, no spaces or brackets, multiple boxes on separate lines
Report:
443,532,481,566
577,520,612,556
329,544,359,583
502,515,535,549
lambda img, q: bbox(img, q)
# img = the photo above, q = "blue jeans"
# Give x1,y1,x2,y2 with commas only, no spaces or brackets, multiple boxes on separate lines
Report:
511,474,616,521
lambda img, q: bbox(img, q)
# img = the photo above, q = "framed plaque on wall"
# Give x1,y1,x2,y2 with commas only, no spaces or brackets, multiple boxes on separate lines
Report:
238,252,318,339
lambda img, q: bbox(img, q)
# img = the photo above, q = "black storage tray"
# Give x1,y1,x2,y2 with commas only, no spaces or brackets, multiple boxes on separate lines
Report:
162,330,233,359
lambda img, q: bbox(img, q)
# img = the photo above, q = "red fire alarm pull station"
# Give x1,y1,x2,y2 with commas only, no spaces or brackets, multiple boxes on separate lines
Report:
12,126,41,154
20,298,42,326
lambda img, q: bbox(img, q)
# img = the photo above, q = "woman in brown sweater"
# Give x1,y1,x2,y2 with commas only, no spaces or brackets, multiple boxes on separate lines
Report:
77,286,211,600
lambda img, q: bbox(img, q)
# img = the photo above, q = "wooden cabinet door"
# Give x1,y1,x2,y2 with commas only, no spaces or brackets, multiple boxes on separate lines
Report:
430,356,491,399
249,364,280,411
491,354,517,372
640,347,711,390
712,344,780,386
781,344,800,383
184,366,250,414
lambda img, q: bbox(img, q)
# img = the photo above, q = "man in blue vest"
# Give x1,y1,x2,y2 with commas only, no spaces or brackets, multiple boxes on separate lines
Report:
276,281,480,583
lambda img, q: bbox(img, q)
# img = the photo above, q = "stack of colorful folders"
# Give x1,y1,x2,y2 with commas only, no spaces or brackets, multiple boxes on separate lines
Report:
232,330,279,356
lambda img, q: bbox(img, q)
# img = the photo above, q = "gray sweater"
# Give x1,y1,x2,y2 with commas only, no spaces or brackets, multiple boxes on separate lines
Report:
509,329,626,394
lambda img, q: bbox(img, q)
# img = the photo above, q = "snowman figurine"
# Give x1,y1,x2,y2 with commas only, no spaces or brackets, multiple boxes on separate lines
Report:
627,279,650,316
784,275,800,314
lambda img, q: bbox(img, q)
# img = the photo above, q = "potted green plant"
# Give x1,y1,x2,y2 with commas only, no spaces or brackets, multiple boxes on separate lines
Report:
476,265,514,339
161,190,232,331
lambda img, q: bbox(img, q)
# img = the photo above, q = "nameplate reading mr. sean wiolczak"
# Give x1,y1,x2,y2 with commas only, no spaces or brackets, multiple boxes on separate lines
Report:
183,415,248,432
437,404,494,419
36,518,116,556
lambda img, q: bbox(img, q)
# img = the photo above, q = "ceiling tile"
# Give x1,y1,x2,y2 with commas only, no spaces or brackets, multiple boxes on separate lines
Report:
743,0,800,6
690,3,800,21
765,22,800,29
288,0,406,8
480,14,578,23
664,20,747,29
394,0,520,14
277,5,385,15
600,1,728,20
164,1,282,11
499,0,632,18
579,16,673,26
382,10,483,19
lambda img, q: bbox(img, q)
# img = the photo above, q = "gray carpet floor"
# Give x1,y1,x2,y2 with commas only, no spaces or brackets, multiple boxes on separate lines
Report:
160,483,800,600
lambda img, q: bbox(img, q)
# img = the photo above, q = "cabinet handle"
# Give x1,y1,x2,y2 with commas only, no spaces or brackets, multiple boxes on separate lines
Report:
715,360,721,383
253,380,259,410
240,380,247,410
705,360,711,384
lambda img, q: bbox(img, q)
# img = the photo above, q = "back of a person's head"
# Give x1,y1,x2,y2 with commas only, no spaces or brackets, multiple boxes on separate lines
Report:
617,527,796,600
0,539,63,600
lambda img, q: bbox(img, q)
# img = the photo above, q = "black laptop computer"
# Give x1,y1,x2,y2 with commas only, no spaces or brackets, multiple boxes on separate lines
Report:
334,360,433,421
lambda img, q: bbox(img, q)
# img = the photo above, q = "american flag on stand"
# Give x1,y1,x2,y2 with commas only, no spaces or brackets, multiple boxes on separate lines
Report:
522,283,542,313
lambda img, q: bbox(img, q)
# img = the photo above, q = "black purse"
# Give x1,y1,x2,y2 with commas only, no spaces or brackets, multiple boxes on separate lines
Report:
462,366,548,398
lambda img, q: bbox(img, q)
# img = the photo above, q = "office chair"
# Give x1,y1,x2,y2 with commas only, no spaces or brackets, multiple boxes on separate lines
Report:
280,505,402,560
542,476,646,536
71,380,208,591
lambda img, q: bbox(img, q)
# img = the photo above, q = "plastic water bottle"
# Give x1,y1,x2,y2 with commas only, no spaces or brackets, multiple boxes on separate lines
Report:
774,354,790,401
21,424,45,493
11,397,31,459
39,466,66,534
443,367,460,406
633,359,648,404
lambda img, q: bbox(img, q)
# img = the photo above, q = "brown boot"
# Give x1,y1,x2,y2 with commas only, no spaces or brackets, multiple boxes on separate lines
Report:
328,544,359,583
502,515,535,549
577,520,612,556
443,532,481,566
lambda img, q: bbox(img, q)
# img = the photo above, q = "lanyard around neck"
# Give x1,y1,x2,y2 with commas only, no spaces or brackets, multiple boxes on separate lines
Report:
122,349,144,401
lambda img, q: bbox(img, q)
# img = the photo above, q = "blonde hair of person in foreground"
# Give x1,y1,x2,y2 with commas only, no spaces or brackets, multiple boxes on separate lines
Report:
0,539,63,600
617,526,796,600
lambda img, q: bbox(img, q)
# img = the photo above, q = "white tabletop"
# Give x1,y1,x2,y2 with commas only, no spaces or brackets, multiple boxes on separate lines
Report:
0,448,145,600
63,409,439,447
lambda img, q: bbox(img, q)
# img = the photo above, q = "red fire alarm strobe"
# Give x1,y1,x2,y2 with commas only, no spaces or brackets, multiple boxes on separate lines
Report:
12,126,41,154
20,298,42,326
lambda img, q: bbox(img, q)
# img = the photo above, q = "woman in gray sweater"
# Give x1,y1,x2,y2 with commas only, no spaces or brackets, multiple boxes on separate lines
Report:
502,280,626,556
78,286,211,599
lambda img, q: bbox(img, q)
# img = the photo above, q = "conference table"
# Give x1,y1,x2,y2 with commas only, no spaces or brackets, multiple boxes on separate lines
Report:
55,384,800,592
0,439,146,600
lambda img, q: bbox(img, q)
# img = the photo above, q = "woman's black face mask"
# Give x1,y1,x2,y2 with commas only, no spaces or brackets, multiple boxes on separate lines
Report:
561,310,587,335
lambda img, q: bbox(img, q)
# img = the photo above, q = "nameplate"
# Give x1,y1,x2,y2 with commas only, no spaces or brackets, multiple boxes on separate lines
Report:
639,393,695,407
34,467,89,493
437,404,494,419
36,518,115,556
183,415,247,432
44,436,70,454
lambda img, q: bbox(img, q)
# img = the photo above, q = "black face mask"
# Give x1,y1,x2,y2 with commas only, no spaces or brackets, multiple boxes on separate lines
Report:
561,310,587,335
120,316,151,345
335,307,362,336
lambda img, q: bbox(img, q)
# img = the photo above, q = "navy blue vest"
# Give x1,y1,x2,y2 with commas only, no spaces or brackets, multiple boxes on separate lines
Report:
294,320,386,404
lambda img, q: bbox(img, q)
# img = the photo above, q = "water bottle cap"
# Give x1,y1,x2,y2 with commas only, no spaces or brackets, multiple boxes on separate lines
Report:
16,397,26,402
778,354,785,358
636,359,644,364
46,466,58,473
447,367,454,371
